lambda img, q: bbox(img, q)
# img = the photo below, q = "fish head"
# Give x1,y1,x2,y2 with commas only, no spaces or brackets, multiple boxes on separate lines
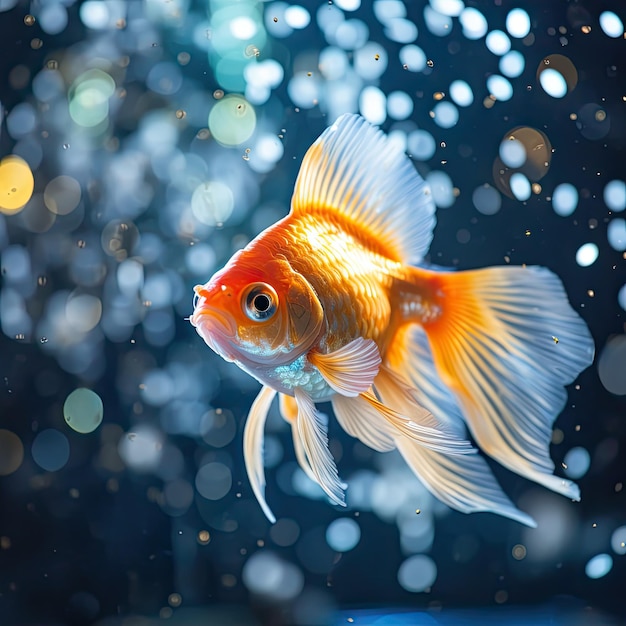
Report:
190,250,324,370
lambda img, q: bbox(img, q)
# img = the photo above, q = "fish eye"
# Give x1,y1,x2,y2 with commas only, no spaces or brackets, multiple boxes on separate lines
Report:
243,283,278,321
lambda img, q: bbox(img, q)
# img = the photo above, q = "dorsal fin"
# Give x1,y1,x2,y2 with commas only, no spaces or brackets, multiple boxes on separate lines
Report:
290,113,436,264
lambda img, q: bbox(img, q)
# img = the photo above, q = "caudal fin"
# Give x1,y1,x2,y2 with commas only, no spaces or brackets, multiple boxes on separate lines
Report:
415,265,594,499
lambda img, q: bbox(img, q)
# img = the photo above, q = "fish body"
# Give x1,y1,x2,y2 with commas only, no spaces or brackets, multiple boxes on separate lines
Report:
191,114,595,526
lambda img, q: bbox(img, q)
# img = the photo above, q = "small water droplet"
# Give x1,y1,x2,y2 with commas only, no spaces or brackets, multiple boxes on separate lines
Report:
24,14,35,25
62,143,70,150
175,109,186,119
426,59,434,68
374,54,380,61
38,276,47,286
77,239,85,248
40,337,48,344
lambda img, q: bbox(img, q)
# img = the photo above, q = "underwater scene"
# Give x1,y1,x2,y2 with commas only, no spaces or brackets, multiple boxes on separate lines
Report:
1,0,625,624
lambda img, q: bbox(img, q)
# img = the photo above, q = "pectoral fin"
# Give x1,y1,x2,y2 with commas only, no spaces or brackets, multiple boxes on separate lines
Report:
309,337,381,397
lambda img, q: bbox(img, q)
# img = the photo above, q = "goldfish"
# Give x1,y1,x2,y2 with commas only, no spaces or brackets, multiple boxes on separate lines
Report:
190,114,594,526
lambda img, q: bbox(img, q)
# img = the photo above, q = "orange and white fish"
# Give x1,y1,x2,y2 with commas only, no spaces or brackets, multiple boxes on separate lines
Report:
190,114,594,526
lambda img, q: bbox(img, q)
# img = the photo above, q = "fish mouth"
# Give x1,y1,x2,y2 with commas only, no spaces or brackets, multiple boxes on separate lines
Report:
190,304,238,362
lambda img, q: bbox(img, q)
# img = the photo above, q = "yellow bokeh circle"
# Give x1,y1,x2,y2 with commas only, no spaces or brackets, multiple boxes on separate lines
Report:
0,155,35,214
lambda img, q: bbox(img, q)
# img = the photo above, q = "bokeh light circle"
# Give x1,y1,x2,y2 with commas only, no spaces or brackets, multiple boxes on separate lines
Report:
44,175,82,215
449,80,473,107
32,429,70,472
506,8,531,38
0,429,25,475
493,126,552,199
326,517,361,552
472,184,501,215
408,130,436,160
0,155,35,213
562,446,590,479
597,335,626,395
575,243,599,267
208,95,256,146
397,554,437,592
585,554,613,579
552,183,578,216
604,180,625,212
510,172,531,201
499,138,526,168
63,388,104,434
191,181,234,226
431,101,459,128
611,526,626,555
499,50,525,78
599,11,624,38
195,462,232,500
608,218,626,251
537,55,578,98
242,551,304,601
